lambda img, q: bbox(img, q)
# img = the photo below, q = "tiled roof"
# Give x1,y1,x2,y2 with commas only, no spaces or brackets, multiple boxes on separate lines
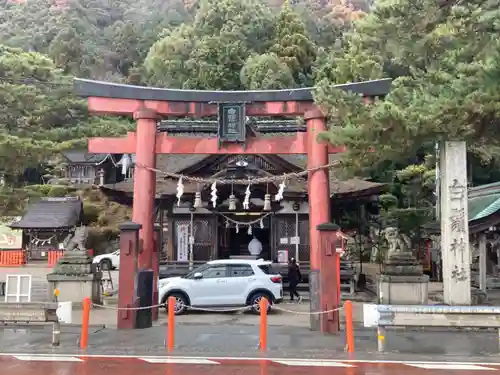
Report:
102,153,386,197
62,151,111,164
423,181,500,234
10,197,83,229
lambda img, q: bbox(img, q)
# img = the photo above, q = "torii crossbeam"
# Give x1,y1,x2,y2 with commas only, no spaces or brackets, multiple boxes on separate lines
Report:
75,78,392,332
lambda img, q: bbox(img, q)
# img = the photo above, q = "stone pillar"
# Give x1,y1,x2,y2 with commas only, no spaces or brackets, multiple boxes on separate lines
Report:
98,169,105,186
440,141,471,305
479,232,487,292
132,108,158,270
152,224,161,321
305,108,332,332
117,222,141,329
316,223,340,333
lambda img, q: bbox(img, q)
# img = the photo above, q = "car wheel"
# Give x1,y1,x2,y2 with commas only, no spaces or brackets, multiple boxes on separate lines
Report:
99,259,112,270
164,293,188,315
249,292,272,315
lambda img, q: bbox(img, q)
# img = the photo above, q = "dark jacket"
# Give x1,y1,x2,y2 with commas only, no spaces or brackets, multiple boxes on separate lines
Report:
288,263,301,284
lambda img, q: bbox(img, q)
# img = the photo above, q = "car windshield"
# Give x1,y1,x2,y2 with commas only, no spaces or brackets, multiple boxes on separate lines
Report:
182,264,209,279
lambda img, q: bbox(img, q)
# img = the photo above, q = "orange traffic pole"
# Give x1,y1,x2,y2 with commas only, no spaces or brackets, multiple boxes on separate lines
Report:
80,297,91,349
259,298,268,352
344,300,355,353
167,296,175,352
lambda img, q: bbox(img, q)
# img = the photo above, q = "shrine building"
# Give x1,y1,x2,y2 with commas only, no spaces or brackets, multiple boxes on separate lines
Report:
99,138,387,266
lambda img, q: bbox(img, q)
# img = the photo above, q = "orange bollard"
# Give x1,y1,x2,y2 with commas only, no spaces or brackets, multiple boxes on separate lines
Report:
344,300,355,353
259,297,268,352
80,297,91,350
167,296,175,352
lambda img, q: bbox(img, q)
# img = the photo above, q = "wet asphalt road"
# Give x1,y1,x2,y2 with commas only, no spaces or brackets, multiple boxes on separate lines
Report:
4,355,500,375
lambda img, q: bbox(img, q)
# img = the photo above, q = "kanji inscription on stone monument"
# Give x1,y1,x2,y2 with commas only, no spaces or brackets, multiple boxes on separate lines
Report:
440,141,471,304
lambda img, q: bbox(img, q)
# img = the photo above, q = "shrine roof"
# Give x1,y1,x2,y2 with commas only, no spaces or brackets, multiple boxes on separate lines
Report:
10,197,83,230
423,181,500,234
62,151,113,164
469,182,500,221
102,154,386,198
74,78,392,102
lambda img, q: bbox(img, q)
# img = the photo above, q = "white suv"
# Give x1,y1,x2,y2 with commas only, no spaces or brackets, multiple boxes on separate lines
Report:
158,259,283,315
92,250,120,270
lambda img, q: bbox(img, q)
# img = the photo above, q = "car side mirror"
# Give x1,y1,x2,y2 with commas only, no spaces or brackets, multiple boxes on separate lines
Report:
193,272,203,280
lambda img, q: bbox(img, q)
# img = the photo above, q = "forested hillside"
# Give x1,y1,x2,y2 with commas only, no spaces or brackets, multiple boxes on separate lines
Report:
1,0,500,247
0,0,368,183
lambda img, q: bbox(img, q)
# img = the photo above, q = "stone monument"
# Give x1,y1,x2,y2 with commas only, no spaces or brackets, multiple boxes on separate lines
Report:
440,141,471,305
47,226,102,307
377,227,429,304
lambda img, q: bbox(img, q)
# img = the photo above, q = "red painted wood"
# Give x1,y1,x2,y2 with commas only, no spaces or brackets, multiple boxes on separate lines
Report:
88,133,345,155
305,110,339,333
87,97,316,117
319,230,341,333
132,111,157,271
306,111,330,270
117,228,140,329
152,226,161,321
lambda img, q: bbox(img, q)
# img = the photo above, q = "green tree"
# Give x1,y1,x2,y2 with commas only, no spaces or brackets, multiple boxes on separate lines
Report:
143,25,196,88
144,0,274,90
192,0,273,54
240,53,296,89
294,0,367,48
270,1,316,86
315,0,500,171
0,45,134,173
0,0,193,80
380,163,435,237
184,31,249,89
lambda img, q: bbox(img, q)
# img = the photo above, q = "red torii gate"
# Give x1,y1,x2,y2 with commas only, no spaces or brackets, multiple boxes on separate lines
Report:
75,78,392,333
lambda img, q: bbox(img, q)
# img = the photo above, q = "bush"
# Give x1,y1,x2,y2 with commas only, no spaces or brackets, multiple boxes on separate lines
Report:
56,178,70,186
26,184,52,195
87,189,103,203
47,185,69,197
97,214,109,226
87,228,120,256
83,203,100,224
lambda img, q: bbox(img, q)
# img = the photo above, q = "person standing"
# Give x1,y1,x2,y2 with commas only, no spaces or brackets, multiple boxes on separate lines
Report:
287,258,302,303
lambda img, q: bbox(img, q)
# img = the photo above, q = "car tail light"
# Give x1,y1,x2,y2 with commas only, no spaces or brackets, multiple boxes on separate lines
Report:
270,276,282,283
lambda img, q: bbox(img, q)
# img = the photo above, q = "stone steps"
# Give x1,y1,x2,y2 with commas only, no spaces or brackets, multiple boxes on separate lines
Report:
30,279,49,302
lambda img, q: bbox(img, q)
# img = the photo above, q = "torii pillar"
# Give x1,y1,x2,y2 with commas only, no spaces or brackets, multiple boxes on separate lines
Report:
132,108,158,270
305,108,334,332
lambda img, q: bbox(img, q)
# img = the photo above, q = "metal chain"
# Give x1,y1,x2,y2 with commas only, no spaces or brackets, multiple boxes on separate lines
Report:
273,305,344,315
135,160,340,185
92,303,344,315
92,303,166,310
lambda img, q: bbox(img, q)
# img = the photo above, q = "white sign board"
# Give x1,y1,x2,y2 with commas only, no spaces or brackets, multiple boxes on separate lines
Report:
363,303,380,327
0,216,22,249
5,274,31,303
277,250,289,264
290,236,300,245
57,301,72,324
279,237,288,245
176,223,190,261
